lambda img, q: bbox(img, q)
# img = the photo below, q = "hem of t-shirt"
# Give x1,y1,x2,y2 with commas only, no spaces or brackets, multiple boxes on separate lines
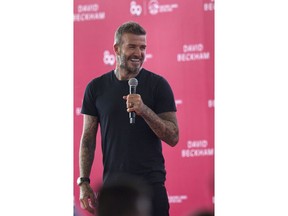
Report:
80,111,98,117
155,109,177,115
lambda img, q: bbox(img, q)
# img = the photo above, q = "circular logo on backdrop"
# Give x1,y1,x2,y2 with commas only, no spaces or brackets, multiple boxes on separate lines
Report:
130,1,142,16
148,0,159,15
103,51,115,65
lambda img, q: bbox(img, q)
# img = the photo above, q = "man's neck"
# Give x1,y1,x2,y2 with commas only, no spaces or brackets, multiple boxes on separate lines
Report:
114,68,141,80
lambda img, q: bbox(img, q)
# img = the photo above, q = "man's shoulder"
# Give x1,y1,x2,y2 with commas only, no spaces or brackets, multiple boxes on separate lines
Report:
141,68,163,80
88,71,113,84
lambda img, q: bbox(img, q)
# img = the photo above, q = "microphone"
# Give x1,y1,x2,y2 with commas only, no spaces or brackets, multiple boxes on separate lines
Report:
128,78,138,124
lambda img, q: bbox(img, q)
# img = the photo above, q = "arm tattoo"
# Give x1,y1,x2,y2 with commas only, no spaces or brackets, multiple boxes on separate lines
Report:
79,115,98,177
141,106,179,147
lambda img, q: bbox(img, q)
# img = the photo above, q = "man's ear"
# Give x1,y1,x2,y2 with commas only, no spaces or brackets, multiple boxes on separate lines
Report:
113,44,120,55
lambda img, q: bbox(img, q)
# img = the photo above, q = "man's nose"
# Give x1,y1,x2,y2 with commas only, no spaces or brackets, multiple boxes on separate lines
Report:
133,47,142,56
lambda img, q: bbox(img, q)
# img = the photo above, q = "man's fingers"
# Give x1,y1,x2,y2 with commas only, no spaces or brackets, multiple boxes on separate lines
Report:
80,198,95,214
89,193,98,208
86,206,95,214
80,198,89,209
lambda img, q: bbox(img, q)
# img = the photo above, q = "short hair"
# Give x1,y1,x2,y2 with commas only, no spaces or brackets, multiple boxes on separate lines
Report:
114,21,146,45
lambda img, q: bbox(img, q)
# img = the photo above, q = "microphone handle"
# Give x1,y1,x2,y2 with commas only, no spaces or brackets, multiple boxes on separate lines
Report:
129,111,136,124
129,86,136,94
129,86,137,124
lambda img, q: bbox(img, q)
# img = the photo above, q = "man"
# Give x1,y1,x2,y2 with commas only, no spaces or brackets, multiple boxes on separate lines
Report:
78,21,179,216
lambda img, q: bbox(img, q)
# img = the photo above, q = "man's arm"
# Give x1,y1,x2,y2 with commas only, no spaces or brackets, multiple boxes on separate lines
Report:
79,114,98,214
79,114,98,177
141,107,179,147
124,94,179,147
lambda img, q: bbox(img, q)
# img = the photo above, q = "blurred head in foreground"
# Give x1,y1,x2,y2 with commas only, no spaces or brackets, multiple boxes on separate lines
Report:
188,209,214,216
97,175,152,216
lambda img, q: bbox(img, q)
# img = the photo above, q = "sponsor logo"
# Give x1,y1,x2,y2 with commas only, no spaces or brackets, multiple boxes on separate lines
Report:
168,195,188,203
204,0,214,11
177,43,210,62
103,50,116,66
130,1,142,16
148,0,178,15
181,140,214,158
148,0,159,15
130,0,178,16
74,3,105,22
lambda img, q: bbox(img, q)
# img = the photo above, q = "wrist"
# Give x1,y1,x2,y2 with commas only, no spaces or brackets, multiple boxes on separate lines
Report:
77,177,90,186
139,104,149,116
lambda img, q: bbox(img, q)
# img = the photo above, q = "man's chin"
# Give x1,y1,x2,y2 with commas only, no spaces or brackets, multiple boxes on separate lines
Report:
128,66,141,74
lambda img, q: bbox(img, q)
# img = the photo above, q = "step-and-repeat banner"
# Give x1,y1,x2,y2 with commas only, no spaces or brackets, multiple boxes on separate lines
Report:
74,0,214,216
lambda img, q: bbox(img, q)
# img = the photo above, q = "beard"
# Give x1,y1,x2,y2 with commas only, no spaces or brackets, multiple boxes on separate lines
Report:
118,53,142,74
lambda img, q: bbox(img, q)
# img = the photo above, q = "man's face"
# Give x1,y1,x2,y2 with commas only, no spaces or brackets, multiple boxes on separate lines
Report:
117,33,146,74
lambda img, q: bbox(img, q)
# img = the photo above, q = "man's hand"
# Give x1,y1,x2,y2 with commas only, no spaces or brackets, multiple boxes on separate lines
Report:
123,94,179,147
123,94,147,116
79,182,98,214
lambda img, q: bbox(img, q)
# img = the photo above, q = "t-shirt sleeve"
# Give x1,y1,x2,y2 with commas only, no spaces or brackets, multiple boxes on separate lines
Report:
154,77,177,114
81,81,99,117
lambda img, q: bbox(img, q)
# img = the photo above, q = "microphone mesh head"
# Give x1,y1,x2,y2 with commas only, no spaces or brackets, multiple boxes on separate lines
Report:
128,78,138,87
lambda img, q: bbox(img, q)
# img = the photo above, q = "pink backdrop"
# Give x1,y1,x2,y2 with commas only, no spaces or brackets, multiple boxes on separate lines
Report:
74,0,214,216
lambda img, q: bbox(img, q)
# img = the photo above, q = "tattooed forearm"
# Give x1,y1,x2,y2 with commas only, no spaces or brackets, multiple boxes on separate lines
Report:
141,105,179,147
79,115,98,177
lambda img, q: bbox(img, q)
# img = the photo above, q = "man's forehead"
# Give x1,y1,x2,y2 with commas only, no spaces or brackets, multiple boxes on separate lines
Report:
121,33,146,43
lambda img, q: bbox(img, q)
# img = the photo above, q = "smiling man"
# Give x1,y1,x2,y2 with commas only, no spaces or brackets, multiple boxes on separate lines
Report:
78,21,179,216
114,27,146,78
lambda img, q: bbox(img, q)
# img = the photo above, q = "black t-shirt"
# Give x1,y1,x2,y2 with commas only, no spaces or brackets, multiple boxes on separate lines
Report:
81,68,176,184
